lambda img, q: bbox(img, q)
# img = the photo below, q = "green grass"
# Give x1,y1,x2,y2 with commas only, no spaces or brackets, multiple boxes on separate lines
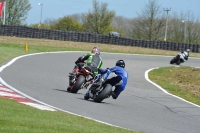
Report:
149,66,200,106
0,43,87,64
0,98,138,133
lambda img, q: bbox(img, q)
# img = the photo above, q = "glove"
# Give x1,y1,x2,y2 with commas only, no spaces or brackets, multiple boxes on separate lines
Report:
98,68,105,74
75,56,82,64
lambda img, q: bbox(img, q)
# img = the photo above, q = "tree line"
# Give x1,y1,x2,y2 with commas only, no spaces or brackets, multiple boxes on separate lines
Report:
1,0,200,44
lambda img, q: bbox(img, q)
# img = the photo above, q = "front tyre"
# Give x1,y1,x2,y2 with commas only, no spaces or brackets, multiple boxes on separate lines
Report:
84,91,90,100
170,58,176,64
71,75,85,93
93,84,112,103
176,61,181,65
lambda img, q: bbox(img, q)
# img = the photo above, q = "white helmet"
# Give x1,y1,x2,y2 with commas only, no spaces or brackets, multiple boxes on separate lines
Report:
183,51,188,57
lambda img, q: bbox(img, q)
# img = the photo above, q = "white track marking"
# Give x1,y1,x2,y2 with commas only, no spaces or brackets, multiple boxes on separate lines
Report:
145,68,200,108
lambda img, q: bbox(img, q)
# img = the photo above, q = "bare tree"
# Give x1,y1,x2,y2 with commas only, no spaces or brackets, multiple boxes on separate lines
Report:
44,18,57,26
111,16,133,37
68,13,84,24
168,12,185,43
184,12,200,44
168,11,200,44
131,0,165,40
187,19,200,44
83,0,115,34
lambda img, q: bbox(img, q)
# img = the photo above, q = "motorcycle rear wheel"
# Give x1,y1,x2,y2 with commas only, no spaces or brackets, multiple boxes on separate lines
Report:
93,84,112,103
70,75,85,93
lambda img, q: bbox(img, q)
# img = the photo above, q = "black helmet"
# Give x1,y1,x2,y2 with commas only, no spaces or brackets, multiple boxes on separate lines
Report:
116,60,125,68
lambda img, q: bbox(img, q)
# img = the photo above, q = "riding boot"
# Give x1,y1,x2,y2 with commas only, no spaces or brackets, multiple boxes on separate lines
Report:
67,86,71,92
111,91,117,99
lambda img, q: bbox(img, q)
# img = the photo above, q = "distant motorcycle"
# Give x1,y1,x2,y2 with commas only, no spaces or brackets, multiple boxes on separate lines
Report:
69,64,94,93
170,55,184,65
170,49,190,65
84,72,119,103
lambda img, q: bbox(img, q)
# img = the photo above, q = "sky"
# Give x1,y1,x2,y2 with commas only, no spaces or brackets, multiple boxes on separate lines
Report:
26,0,200,25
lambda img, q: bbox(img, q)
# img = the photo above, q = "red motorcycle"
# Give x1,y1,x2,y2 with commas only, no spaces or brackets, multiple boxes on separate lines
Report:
68,63,95,93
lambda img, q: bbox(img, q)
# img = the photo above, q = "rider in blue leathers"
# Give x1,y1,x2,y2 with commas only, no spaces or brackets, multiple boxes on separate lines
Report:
99,60,128,99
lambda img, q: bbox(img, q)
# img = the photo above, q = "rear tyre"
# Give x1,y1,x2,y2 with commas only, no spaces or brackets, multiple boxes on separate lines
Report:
70,75,85,93
93,84,112,103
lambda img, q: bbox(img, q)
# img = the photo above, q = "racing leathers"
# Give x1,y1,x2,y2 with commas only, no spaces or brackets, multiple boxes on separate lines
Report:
99,66,128,99
177,50,189,63
75,53,103,76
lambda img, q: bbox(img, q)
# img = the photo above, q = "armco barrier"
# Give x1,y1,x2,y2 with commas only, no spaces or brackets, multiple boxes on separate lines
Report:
0,24,200,53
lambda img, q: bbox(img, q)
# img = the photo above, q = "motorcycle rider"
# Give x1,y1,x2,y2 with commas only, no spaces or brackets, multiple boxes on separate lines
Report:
176,49,190,64
98,60,128,99
67,47,103,92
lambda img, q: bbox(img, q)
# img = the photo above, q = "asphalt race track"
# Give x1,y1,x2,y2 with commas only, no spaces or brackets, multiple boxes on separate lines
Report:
0,52,200,133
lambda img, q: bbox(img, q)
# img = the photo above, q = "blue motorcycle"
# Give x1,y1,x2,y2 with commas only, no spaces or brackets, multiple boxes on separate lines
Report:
84,72,118,103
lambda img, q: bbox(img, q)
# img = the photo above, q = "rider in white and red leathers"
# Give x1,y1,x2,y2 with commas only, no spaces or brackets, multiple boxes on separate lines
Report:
177,49,190,63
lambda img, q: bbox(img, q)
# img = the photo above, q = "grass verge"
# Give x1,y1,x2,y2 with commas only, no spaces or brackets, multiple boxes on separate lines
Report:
148,66,200,106
0,98,139,133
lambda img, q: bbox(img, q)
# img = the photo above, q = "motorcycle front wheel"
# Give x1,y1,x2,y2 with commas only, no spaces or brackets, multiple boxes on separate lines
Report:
170,58,176,64
93,84,112,103
84,91,90,100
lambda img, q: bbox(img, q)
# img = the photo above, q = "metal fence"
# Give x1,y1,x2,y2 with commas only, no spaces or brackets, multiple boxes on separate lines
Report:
0,25,199,53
